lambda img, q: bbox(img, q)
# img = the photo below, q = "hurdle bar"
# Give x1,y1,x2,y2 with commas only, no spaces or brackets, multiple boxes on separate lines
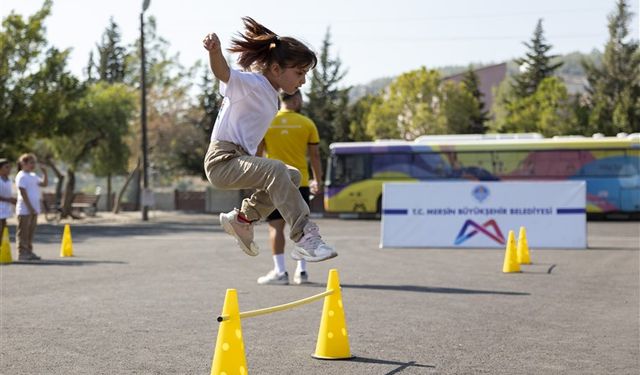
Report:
210,269,352,374
217,289,335,322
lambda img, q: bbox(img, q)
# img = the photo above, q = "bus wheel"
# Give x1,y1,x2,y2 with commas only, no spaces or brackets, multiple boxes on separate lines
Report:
376,195,382,215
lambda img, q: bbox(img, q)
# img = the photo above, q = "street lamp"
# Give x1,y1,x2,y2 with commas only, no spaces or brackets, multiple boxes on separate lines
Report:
140,0,150,221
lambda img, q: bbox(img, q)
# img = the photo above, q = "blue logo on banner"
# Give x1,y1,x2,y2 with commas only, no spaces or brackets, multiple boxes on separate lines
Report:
454,218,506,245
472,185,490,203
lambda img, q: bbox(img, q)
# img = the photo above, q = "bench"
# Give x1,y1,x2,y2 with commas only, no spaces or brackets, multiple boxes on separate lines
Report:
41,192,100,220
42,193,58,214
71,193,100,216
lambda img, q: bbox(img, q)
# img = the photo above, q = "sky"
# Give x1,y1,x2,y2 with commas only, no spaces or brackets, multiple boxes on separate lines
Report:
1,0,638,87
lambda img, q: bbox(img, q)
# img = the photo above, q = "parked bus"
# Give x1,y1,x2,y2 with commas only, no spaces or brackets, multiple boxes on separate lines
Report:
324,133,640,217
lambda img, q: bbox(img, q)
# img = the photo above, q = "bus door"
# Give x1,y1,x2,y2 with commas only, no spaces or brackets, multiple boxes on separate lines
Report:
579,150,624,212
618,150,640,212
325,154,371,213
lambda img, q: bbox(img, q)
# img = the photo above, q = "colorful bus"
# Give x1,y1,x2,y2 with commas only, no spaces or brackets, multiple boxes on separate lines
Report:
324,133,640,217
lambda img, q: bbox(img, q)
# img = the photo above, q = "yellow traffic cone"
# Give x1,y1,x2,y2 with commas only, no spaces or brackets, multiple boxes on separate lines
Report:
60,224,73,257
517,226,531,265
0,226,12,264
313,269,353,360
210,289,248,375
502,230,520,273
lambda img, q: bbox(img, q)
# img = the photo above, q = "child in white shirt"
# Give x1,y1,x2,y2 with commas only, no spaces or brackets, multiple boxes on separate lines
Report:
202,17,336,262
0,158,16,243
15,153,48,261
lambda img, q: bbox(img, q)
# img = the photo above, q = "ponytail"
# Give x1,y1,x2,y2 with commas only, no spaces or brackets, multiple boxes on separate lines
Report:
228,17,317,72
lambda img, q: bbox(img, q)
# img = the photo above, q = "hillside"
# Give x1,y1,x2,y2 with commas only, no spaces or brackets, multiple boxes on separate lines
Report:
348,50,603,102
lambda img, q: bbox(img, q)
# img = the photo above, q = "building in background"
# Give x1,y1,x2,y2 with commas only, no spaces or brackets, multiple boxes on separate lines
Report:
443,63,507,115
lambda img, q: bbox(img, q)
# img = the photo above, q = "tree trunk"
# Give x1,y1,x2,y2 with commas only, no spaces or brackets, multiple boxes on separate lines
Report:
107,173,112,211
42,158,64,207
60,169,80,219
113,158,140,214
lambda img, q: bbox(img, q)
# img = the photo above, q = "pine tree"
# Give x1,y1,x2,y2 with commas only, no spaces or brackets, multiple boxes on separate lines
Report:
198,69,221,135
512,19,563,98
461,66,489,133
92,18,127,83
84,18,129,210
304,28,351,165
582,0,640,134
86,51,96,82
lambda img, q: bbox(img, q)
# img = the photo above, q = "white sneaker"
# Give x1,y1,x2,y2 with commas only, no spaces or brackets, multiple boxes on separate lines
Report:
257,270,289,285
291,222,337,262
293,271,309,285
219,209,259,256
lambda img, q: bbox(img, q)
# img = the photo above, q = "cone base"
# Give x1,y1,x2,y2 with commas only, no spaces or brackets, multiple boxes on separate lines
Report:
311,354,354,360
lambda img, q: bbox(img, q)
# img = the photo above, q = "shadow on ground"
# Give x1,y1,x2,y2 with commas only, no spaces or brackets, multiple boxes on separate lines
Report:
302,282,529,296
3,259,127,266
348,356,436,374
6,221,221,245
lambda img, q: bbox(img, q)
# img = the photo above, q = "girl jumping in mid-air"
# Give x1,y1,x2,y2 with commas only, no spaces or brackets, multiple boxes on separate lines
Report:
202,17,337,262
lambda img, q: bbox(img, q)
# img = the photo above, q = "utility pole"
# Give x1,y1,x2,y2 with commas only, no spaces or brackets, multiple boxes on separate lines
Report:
140,0,151,221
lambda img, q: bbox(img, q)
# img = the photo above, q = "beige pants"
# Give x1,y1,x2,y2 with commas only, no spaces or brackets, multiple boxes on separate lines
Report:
204,140,309,242
16,214,38,256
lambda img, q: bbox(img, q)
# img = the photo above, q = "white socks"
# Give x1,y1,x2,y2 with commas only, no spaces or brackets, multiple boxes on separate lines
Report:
296,259,307,274
272,255,306,274
273,254,286,274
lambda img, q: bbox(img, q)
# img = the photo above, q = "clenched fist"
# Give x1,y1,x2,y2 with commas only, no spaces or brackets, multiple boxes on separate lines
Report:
203,33,221,52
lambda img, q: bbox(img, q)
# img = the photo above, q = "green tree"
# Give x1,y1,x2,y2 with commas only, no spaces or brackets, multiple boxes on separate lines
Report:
582,0,640,134
348,94,379,141
305,28,351,164
461,67,489,133
88,18,128,83
440,81,483,134
85,18,132,209
49,82,136,217
512,19,563,98
169,65,222,179
0,0,84,156
366,67,444,140
125,16,198,184
491,77,576,136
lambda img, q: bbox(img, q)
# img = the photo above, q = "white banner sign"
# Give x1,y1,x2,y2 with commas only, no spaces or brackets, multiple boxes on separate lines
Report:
381,181,586,248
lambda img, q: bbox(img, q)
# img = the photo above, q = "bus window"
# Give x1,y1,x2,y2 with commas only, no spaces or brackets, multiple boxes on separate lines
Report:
451,152,497,180
412,152,448,178
331,154,369,185
494,151,534,177
580,150,630,176
371,153,412,178
530,150,582,177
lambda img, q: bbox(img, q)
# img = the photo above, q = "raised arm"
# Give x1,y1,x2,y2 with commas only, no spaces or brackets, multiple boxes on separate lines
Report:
203,33,230,83
38,166,48,187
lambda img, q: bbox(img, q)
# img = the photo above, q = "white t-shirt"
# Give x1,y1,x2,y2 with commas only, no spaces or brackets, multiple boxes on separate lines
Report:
15,171,42,215
210,68,279,156
0,177,13,219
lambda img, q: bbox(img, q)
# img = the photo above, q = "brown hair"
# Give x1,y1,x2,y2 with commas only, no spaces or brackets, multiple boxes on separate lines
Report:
228,17,317,72
17,153,36,171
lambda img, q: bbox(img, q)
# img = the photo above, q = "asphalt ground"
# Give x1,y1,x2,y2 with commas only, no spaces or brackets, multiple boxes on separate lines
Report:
0,214,638,374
